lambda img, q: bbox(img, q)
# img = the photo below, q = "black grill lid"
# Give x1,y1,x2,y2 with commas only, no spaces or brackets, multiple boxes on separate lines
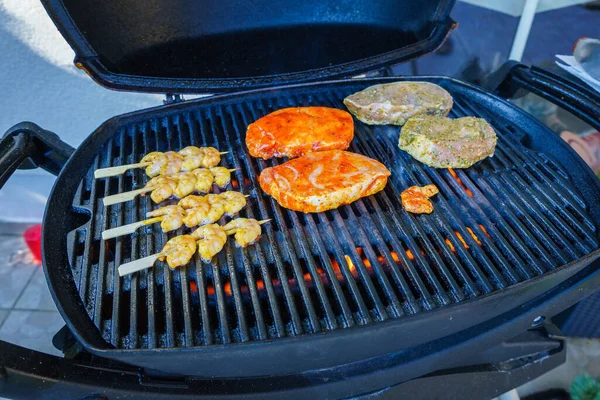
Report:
41,0,456,93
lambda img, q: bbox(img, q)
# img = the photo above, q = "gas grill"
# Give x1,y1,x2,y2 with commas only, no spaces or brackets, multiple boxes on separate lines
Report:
2,0,600,399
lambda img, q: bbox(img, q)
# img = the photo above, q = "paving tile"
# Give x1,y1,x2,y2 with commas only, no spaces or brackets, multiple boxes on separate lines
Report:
517,338,600,397
0,236,38,308
0,309,8,327
15,268,58,311
0,310,64,356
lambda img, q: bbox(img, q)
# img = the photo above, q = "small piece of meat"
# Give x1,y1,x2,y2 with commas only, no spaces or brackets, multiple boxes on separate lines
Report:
259,150,390,213
246,107,354,159
401,185,439,214
399,116,497,168
343,81,453,125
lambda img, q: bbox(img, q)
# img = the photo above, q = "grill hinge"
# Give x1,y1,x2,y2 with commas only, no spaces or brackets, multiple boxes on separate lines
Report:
164,93,185,105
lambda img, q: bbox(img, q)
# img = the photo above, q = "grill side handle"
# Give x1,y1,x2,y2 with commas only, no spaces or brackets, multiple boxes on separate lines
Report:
0,122,74,190
485,61,600,132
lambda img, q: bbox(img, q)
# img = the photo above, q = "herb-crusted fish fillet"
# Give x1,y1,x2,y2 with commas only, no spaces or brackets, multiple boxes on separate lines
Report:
399,116,497,168
259,150,390,213
343,81,453,125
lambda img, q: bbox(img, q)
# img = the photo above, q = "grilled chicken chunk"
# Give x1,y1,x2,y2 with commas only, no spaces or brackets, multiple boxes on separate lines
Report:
399,116,497,168
259,150,390,213
401,185,439,214
246,107,354,159
344,81,453,125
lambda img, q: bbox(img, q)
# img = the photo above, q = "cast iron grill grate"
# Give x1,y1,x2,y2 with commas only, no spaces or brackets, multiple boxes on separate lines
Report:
66,83,599,350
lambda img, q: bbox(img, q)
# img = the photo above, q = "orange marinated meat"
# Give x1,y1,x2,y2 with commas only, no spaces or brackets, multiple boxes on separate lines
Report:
259,150,390,213
246,107,354,159
400,185,439,214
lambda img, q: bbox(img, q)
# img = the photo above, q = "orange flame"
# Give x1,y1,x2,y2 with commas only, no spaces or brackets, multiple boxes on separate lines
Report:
231,179,240,189
390,251,400,263
406,249,415,261
224,282,233,296
445,238,456,252
479,224,491,238
345,255,357,275
466,227,482,246
455,231,469,249
448,168,474,198
190,281,198,293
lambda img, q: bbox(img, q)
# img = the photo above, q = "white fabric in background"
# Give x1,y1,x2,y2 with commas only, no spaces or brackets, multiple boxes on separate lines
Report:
556,55,600,94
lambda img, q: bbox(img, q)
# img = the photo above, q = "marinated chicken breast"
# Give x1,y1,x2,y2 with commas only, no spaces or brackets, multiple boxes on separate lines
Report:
344,81,453,125
246,107,354,159
399,116,497,168
259,150,390,213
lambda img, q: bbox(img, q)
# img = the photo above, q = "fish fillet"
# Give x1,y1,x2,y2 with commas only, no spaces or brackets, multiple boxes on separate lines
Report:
259,150,390,213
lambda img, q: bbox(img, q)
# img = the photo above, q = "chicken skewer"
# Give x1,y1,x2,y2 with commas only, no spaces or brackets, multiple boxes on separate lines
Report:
118,219,269,276
102,192,249,240
102,167,238,206
94,146,229,179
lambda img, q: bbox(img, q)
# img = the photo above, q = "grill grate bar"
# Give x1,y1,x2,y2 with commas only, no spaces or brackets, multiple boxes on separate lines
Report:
211,261,232,344
302,213,356,327
109,132,127,346
79,156,100,303
194,257,213,345
129,126,140,349
173,116,195,347
142,121,158,348
159,119,176,347
205,109,234,344
316,212,373,324
218,106,274,340
227,105,289,337
185,112,214,345
212,110,252,342
224,242,251,342
94,141,113,328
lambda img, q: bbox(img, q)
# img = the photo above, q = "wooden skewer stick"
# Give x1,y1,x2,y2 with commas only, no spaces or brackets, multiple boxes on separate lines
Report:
103,169,241,207
96,152,230,180
104,192,251,239
103,187,154,207
102,216,164,240
94,162,150,179
118,254,161,277
118,219,270,276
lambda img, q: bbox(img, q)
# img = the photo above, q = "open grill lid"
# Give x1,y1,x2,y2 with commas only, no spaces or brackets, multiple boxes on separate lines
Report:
41,0,456,93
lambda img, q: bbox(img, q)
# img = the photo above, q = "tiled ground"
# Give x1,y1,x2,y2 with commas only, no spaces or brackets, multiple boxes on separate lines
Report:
0,233,63,357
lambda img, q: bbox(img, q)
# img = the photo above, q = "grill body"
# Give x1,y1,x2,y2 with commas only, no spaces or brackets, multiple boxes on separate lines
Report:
42,77,600,377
